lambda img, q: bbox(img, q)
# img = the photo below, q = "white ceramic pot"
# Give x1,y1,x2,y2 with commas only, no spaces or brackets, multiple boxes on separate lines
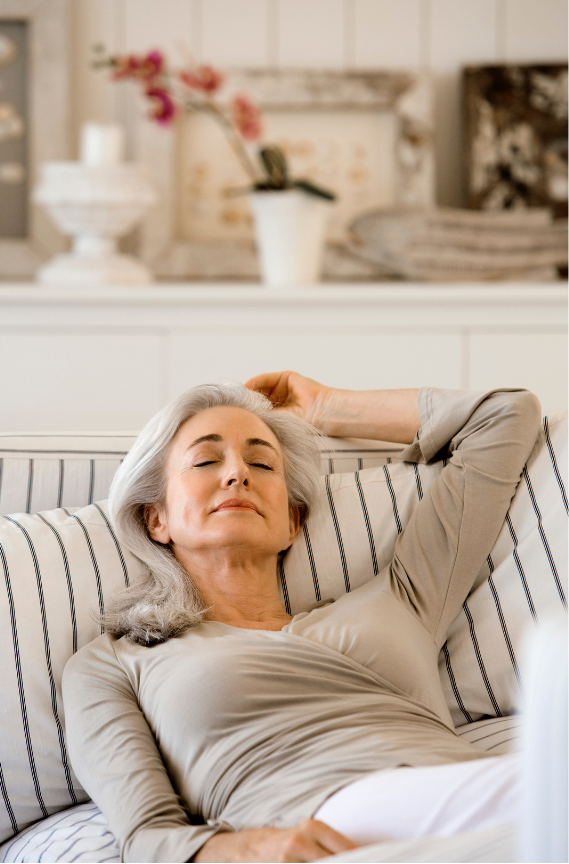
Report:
250,189,331,288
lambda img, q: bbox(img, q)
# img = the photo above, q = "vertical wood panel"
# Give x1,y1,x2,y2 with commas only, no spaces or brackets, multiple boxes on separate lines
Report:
168,329,462,396
354,0,422,68
504,0,568,61
123,0,193,53
71,0,119,153
429,0,497,206
277,0,345,68
470,332,568,415
202,0,269,66
0,333,164,432
430,0,497,70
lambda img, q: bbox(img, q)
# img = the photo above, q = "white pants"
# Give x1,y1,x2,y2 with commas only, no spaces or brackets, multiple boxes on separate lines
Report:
314,755,520,846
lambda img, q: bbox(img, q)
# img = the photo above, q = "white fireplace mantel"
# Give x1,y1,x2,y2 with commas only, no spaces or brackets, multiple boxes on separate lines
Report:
1,281,566,432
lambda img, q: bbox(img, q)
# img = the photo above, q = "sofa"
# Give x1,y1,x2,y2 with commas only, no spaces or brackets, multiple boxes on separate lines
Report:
0,415,567,863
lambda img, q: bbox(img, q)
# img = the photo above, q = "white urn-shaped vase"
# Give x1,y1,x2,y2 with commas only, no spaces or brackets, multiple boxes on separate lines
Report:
250,189,332,288
34,124,156,286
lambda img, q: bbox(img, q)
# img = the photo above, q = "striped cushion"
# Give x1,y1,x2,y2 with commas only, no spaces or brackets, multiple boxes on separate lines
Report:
0,505,143,843
0,715,522,864
0,434,402,516
0,418,565,843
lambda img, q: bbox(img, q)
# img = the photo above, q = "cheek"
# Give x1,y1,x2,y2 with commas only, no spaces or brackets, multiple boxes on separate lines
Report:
166,474,209,526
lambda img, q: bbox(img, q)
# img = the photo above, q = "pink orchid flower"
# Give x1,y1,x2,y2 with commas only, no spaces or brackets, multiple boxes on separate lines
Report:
231,94,262,141
112,50,164,82
179,65,224,94
145,86,177,126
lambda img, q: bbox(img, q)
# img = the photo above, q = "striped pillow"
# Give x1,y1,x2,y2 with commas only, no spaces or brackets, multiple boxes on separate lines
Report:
0,505,143,843
0,418,565,842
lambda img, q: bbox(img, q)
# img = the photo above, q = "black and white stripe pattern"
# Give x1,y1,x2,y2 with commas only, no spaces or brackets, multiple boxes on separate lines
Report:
0,504,144,844
456,714,524,755
0,801,120,863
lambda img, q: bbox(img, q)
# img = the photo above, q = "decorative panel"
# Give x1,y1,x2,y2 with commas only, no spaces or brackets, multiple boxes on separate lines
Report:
0,20,27,238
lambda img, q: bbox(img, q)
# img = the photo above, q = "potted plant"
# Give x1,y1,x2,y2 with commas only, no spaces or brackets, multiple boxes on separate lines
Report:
95,48,336,287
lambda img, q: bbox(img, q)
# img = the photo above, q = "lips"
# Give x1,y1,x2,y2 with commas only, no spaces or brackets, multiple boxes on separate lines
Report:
214,499,260,513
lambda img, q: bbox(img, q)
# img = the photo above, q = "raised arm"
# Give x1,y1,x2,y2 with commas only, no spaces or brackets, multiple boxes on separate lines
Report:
383,387,541,645
62,635,229,863
247,372,542,647
245,371,420,443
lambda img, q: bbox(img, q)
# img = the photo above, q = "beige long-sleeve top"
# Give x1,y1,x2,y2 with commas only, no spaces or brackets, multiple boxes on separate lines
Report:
62,387,541,863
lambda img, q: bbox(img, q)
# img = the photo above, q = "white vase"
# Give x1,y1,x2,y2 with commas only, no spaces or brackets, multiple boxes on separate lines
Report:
34,162,156,286
250,189,331,288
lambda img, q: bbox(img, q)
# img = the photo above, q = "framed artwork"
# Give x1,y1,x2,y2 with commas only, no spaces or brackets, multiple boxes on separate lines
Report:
134,69,434,280
0,0,70,279
463,64,568,219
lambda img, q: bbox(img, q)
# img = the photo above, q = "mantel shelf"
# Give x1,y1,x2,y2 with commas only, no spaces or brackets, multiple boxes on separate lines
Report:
0,281,566,308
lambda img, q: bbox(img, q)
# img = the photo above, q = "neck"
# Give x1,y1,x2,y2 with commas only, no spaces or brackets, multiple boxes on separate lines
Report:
173,545,291,630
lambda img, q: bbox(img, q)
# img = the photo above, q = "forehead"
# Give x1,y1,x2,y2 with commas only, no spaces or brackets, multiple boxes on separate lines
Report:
172,405,282,453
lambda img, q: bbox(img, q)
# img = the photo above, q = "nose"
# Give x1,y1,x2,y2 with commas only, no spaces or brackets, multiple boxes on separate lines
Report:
223,455,250,487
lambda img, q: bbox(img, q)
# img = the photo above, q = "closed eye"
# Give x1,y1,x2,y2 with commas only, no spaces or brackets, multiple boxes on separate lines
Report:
194,460,218,467
252,462,273,470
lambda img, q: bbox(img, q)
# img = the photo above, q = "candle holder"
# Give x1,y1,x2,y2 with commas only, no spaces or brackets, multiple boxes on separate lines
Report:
34,161,156,286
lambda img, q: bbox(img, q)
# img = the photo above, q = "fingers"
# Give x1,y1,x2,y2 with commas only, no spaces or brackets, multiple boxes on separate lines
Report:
245,371,282,393
280,819,358,862
306,819,359,855
245,371,294,407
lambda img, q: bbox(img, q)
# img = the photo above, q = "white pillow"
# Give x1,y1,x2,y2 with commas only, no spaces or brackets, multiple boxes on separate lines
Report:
0,417,565,842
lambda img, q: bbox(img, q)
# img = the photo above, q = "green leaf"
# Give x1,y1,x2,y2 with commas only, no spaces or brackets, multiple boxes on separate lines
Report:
292,180,336,201
259,146,289,189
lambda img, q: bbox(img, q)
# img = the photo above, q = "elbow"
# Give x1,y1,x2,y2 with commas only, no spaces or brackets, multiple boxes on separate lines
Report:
513,389,542,427
501,389,542,448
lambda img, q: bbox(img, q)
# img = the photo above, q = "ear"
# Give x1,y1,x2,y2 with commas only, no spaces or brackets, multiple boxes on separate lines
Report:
288,506,301,546
145,503,171,545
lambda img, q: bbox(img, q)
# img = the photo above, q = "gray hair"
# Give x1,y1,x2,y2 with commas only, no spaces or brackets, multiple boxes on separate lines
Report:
103,383,322,645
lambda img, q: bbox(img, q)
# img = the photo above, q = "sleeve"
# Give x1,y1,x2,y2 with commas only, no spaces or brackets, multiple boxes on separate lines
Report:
389,386,541,648
62,635,233,863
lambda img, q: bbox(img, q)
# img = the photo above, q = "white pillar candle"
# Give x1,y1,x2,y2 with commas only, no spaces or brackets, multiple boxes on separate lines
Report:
80,123,125,166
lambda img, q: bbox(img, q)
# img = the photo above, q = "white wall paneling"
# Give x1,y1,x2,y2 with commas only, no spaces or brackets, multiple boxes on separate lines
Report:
470,332,568,417
168,328,463,397
202,0,270,67
123,0,194,54
504,0,568,62
277,0,346,68
71,0,118,139
0,331,165,432
353,0,423,69
429,0,498,207
0,283,565,432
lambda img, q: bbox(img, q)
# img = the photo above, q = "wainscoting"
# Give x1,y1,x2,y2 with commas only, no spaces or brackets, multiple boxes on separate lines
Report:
0,282,566,432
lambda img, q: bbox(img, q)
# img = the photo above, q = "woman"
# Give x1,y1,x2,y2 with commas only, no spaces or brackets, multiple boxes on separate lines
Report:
62,372,541,863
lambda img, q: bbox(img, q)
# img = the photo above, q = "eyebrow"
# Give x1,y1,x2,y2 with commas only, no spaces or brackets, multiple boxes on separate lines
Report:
187,434,278,454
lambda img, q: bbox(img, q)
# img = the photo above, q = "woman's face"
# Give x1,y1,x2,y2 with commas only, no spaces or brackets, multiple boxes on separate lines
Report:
146,406,299,563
